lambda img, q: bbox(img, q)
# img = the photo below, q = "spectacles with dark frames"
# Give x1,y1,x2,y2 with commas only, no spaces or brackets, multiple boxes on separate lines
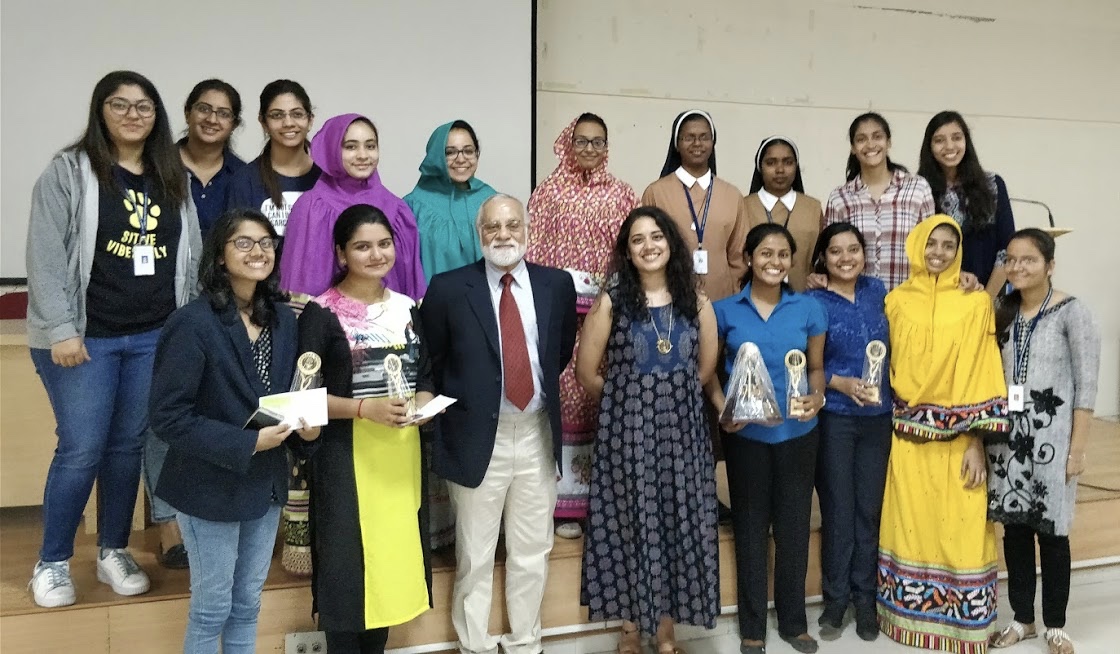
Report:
193,102,235,123
105,98,156,118
227,236,278,252
265,108,310,122
572,137,607,151
445,147,479,160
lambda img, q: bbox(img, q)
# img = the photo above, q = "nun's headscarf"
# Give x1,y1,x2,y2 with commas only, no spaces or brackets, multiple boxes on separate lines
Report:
748,135,805,194
658,109,717,178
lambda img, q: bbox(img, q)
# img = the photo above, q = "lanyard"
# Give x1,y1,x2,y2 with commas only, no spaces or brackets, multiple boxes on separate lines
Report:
1012,285,1053,384
764,205,791,228
682,180,714,245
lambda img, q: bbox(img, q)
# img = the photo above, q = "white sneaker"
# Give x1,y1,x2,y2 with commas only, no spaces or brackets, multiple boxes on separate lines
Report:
96,548,150,596
555,521,583,539
29,560,76,608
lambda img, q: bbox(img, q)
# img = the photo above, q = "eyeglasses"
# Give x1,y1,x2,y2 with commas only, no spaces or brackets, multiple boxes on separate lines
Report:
572,137,607,151
193,102,236,123
265,109,310,122
445,147,479,160
227,236,278,252
480,220,524,236
679,134,713,145
105,98,156,118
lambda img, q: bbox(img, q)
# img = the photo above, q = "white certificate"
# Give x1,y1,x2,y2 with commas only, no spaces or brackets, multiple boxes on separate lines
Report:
258,387,329,428
402,394,458,426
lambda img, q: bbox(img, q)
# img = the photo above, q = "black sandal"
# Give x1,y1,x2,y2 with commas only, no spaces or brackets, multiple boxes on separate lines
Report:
159,543,189,569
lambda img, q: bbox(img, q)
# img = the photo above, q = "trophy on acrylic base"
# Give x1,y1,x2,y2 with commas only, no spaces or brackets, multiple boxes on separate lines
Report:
861,340,887,406
785,349,808,417
720,342,782,427
384,353,416,416
291,352,322,392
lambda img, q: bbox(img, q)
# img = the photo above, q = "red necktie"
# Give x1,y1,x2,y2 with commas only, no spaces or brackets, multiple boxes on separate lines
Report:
499,273,534,410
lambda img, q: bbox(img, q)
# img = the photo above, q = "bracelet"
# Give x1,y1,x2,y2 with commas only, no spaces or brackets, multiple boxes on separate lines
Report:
357,398,366,419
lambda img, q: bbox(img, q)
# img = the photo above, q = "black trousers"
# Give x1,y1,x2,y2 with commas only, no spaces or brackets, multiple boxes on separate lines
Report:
815,412,892,609
724,429,818,641
325,627,390,654
1003,523,1071,628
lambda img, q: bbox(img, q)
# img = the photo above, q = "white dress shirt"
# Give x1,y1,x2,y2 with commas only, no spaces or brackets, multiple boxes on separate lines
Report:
674,166,712,190
758,188,798,213
485,259,545,414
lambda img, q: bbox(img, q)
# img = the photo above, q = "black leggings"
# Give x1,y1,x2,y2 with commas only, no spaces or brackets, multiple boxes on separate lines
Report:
1002,523,1071,628
325,628,390,654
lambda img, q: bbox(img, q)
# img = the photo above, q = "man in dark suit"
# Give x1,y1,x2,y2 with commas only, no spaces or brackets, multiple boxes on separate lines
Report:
421,193,576,654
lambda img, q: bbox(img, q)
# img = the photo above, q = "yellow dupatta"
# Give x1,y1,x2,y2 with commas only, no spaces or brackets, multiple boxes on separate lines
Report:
885,215,1010,440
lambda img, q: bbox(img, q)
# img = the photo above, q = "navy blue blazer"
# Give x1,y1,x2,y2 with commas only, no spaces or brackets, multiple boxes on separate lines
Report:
420,260,577,488
151,294,314,522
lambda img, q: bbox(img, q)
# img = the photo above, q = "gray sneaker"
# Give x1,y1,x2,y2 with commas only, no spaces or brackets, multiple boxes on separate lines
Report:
29,560,76,608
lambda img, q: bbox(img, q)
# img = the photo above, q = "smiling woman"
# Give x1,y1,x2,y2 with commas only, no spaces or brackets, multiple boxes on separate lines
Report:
177,79,247,238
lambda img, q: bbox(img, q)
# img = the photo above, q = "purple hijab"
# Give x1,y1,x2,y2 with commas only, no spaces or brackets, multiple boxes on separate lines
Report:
280,113,426,299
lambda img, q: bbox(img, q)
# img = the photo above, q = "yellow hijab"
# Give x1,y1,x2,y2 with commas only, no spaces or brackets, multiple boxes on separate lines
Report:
886,215,1010,440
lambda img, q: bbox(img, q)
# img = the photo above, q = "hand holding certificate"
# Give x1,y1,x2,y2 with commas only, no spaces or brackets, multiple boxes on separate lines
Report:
403,395,457,426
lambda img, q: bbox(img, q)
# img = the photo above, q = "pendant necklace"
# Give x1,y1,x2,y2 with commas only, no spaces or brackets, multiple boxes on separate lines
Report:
649,304,674,355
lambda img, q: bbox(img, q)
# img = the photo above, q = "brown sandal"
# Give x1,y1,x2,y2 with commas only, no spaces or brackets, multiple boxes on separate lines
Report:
990,621,1038,648
1045,628,1074,654
617,625,643,654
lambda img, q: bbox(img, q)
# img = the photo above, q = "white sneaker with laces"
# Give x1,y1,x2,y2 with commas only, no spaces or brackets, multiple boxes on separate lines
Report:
96,548,150,596
29,560,77,608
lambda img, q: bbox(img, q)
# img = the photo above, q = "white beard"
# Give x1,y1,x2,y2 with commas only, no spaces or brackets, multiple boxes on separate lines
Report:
482,240,527,269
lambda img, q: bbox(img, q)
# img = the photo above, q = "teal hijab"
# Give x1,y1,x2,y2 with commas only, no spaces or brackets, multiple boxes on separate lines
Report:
404,121,497,281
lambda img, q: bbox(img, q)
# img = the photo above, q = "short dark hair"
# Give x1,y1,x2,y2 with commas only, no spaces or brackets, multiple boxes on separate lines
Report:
811,222,867,276
183,79,243,148
741,223,797,288
198,208,288,327
845,112,908,182
331,204,396,286
574,112,608,139
450,119,480,150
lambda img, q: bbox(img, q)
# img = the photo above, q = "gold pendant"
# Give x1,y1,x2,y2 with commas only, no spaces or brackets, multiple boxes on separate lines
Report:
657,338,672,355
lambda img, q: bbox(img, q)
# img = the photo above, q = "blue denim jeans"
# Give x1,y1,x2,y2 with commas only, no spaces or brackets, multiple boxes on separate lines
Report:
30,328,161,562
143,429,176,523
815,411,892,609
178,504,282,654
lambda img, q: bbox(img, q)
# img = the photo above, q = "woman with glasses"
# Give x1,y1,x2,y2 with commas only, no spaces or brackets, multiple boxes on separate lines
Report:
744,136,823,291
526,113,639,539
918,111,1016,296
149,208,320,654
25,70,202,608
298,204,436,653
178,79,247,238
403,120,495,551
142,79,247,572
281,113,425,300
227,80,320,242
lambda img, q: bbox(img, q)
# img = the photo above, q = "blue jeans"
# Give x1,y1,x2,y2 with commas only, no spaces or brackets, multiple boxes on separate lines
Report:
178,504,281,654
30,328,161,562
143,429,176,523
815,411,892,609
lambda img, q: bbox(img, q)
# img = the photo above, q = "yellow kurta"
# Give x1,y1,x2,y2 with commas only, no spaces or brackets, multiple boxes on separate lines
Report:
879,215,1010,654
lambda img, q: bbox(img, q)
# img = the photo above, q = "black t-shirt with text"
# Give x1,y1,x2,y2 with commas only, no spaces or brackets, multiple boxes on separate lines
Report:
85,166,181,337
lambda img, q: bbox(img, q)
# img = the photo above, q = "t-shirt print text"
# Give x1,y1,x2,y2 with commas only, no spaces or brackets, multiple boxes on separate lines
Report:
105,188,169,259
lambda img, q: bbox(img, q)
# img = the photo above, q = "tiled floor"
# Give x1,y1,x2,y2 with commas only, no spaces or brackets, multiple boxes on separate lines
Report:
538,565,1120,654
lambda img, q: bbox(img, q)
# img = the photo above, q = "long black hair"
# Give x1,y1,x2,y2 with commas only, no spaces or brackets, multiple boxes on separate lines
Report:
810,222,867,276
845,112,908,182
183,78,243,152
749,136,805,194
608,206,699,321
918,111,996,234
71,70,187,207
331,204,396,287
740,223,797,289
199,208,288,327
256,79,313,210
994,228,1055,346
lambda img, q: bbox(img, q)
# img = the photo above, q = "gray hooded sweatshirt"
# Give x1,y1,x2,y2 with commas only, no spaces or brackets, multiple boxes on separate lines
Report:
25,150,202,349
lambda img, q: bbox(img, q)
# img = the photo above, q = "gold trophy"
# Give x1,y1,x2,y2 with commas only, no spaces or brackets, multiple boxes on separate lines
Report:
861,340,887,405
282,351,321,577
785,349,808,417
384,353,416,416
291,352,322,392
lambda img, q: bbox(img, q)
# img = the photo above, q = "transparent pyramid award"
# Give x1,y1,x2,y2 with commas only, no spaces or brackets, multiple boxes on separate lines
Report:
861,340,887,405
384,353,416,416
785,349,809,417
290,352,322,392
720,342,782,426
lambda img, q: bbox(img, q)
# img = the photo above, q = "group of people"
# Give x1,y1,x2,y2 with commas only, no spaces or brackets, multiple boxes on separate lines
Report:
22,69,1101,654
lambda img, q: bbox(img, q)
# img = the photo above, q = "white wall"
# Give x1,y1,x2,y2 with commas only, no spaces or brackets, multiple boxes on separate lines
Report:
0,0,531,276
536,0,1120,415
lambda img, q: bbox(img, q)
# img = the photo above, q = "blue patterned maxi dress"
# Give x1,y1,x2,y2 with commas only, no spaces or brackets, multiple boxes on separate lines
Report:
580,300,720,634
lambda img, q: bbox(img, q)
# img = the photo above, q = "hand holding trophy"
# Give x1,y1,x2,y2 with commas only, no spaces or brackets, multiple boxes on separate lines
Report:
720,342,782,427
785,349,809,417
384,353,416,417
861,340,886,405
282,351,321,578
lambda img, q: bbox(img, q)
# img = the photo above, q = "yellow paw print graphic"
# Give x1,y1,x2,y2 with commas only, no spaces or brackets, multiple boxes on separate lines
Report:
124,189,160,231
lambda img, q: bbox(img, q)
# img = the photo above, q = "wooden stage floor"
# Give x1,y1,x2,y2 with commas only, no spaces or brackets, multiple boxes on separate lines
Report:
2,417,1117,653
